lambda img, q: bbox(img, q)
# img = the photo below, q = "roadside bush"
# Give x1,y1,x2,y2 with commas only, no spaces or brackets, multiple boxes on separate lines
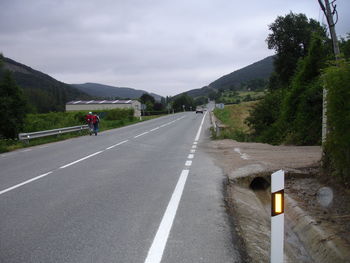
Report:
23,111,85,132
323,60,350,183
245,89,284,144
104,108,134,121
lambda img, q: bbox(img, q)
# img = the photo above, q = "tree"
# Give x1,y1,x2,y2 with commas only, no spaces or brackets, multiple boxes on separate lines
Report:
139,93,156,112
140,93,155,104
323,60,350,182
172,94,195,112
280,34,331,144
247,14,329,144
267,12,327,86
0,55,27,138
339,33,350,59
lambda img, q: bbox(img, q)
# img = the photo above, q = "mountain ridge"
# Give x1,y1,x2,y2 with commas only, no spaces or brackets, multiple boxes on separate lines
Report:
181,55,275,98
71,82,162,101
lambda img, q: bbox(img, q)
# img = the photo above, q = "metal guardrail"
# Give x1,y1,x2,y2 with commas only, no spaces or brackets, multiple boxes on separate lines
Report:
18,125,89,142
210,111,228,137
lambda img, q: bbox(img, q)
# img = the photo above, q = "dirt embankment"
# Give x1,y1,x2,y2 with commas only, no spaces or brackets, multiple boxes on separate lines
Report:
204,139,350,263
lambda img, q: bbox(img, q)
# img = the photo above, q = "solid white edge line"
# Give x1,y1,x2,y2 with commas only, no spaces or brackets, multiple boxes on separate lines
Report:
59,151,103,169
194,111,207,142
144,169,189,263
106,140,129,150
0,171,53,196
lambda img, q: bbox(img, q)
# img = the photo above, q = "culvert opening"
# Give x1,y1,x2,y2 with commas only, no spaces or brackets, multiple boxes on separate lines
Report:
250,177,270,191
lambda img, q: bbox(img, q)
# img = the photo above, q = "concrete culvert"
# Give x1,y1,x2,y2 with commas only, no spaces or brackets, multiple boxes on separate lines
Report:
250,177,270,191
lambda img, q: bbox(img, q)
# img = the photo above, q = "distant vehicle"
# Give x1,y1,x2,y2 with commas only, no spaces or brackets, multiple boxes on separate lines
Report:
196,107,203,114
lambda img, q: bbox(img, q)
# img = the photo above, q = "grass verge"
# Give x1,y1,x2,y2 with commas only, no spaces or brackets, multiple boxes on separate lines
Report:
213,101,256,141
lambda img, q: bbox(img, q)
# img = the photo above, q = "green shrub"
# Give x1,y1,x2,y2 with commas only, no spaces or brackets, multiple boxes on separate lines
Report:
323,60,350,183
23,111,86,132
104,108,134,121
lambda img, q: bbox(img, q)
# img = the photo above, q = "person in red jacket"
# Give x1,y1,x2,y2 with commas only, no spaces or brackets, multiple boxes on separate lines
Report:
85,112,94,135
92,113,100,136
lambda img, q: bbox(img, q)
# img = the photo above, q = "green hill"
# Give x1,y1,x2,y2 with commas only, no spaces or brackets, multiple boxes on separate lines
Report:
2,57,91,113
209,55,274,90
183,55,275,98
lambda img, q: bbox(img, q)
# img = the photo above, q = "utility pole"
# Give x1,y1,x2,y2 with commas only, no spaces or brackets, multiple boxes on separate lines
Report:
317,0,340,145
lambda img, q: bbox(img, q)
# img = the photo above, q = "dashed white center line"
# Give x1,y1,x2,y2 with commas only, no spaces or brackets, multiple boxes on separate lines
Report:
192,145,197,149
187,154,194,159
39,145,49,149
185,160,192,166
0,171,53,196
190,149,196,153
0,116,187,196
59,151,103,169
106,140,129,150
134,131,149,138
20,149,32,153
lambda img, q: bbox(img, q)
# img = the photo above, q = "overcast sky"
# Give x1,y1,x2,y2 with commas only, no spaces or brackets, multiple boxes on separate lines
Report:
1,0,349,96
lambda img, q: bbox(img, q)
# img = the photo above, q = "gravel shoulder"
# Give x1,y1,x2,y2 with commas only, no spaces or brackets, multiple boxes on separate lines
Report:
204,139,350,262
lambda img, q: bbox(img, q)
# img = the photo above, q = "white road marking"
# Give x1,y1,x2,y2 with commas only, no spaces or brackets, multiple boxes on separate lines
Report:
0,171,53,196
194,111,207,142
0,138,132,196
234,147,250,160
20,149,32,153
192,145,197,149
144,169,189,263
190,149,196,153
134,132,149,138
106,140,129,150
193,142,198,145
59,151,103,169
188,154,194,159
185,160,192,166
39,145,49,149
150,127,160,132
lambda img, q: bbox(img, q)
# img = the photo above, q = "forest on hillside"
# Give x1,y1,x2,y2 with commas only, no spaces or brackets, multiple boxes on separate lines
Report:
1,57,90,113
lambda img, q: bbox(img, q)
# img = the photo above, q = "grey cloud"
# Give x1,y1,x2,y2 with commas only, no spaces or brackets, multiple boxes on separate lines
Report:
1,0,349,96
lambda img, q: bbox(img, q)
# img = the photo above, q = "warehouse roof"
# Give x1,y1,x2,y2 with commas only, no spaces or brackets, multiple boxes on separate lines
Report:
66,100,135,105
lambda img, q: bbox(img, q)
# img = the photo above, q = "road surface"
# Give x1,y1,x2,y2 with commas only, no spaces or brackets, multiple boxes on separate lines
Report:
0,111,243,262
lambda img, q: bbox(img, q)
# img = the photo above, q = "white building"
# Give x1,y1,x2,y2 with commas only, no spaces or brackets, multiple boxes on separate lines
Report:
66,100,141,117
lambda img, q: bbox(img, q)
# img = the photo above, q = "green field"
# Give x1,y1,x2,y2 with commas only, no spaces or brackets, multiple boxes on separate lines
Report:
213,101,256,141
218,90,265,104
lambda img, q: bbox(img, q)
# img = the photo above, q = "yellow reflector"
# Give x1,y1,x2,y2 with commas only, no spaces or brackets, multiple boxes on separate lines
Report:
271,190,284,216
275,193,283,213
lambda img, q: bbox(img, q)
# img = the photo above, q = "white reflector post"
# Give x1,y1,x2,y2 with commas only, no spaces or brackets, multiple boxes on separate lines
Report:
271,170,284,263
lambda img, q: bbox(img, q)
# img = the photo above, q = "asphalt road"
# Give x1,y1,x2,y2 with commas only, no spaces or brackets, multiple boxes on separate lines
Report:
0,110,242,263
